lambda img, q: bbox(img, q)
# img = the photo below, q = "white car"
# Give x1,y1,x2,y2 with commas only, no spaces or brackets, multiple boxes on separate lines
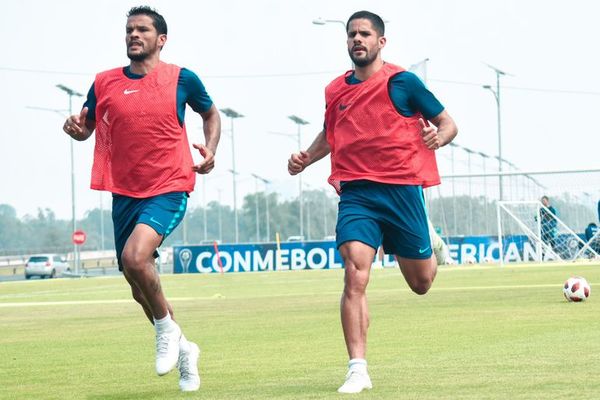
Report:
25,254,70,279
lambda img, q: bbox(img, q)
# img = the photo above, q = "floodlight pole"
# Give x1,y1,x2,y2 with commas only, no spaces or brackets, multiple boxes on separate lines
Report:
220,108,244,243
56,84,83,274
217,188,223,242
312,17,346,30
483,64,510,201
312,18,353,69
288,115,309,238
251,173,271,243
478,151,490,234
203,175,208,241
253,174,260,242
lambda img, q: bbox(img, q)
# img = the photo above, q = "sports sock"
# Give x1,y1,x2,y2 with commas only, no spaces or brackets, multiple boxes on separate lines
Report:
348,358,367,373
154,313,178,334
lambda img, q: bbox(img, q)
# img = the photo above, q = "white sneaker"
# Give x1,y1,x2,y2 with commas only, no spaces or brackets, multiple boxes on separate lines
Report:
155,324,181,376
432,236,453,265
337,369,372,394
178,341,200,391
444,256,457,265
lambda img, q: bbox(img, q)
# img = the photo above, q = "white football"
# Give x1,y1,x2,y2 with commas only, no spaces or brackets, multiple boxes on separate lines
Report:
563,276,591,302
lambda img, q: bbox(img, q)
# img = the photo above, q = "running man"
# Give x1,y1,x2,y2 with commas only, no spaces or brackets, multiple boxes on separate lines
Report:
62,6,221,392
288,10,458,393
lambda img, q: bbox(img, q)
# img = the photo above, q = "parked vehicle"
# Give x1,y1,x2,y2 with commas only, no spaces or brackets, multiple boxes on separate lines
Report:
24,254,70,279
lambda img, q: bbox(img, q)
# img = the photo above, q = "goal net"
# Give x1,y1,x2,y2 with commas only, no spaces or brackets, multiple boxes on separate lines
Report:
497,200,599,264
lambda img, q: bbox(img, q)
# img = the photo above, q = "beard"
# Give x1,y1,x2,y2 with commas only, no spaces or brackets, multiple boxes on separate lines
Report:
127,41,158,62
127,48,150,62
348,48,377,68
127,51,148,62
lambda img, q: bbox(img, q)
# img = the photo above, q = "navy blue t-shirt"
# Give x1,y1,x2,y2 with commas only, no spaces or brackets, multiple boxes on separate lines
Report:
346,70,444,119
83,66,213,127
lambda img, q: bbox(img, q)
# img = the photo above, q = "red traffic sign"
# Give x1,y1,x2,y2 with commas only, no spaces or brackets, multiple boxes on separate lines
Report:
72,230,87,245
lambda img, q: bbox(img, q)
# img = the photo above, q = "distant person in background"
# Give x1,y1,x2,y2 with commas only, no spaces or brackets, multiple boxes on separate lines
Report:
584,222,599,254
288,10,457,394
585,222,598,241
540,195,558,254
61,6,220,392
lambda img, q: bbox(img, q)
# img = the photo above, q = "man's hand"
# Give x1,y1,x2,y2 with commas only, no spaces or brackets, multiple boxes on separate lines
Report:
63,107,90,139
288,150,310,175
192,143,215,174
419,118,442,150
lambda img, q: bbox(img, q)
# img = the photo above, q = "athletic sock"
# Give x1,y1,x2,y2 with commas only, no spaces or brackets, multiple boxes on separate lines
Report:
348,358,368,373
154,313,177,334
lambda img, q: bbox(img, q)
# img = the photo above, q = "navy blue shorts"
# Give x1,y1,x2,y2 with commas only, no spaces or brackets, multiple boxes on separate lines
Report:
336,181,432,259
112,192,188,270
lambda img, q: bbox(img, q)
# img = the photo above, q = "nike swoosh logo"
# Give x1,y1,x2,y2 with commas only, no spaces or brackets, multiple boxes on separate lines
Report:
149,217,163,227
123,89,140,95
419,247,430,254
339,104,349,111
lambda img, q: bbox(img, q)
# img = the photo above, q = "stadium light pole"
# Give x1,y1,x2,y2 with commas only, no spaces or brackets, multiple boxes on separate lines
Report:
288,115,309,238
56,84,84,273
220,108,244,243
321,189,329,237
312,17,353,69
252,174,260,242
312,17,346,30
251,173,271,242
478,151,491,234
202,175,208,241
463,146,475,235
448,142,458,235
227,169,240,242
483,63,511,201
217,188,223,242
303,182,313,240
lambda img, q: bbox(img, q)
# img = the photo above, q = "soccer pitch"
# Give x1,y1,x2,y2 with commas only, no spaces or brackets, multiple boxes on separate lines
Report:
1,262,599,399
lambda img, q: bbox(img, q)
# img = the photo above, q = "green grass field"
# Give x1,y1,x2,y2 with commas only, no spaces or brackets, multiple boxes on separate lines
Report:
1,262,599,399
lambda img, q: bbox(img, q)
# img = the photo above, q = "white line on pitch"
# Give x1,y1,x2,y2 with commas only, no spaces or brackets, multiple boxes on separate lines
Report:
0,297,198,308
0,283,569,308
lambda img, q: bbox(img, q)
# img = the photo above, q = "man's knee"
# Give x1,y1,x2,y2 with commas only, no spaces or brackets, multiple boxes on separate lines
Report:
409,278,433,295
399,258,436,295
344,263,370,296
121,247,151,273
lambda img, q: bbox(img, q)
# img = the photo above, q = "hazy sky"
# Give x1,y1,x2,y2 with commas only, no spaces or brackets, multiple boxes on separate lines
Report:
2,0,599,220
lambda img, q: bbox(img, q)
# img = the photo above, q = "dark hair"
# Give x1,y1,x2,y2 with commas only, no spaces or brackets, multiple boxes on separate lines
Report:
541,195,549,201
346,10,385,36
127,6,167,35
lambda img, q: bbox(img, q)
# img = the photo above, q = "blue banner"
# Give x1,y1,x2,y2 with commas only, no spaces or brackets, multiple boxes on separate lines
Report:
445,234,584,264
173,234,582,274
174,241,343,274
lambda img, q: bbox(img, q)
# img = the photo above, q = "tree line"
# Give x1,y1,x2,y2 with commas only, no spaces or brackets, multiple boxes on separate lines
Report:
1,191,595,257
0,190,339,256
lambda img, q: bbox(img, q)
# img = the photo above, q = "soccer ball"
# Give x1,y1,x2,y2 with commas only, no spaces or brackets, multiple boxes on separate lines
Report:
563,276,591,302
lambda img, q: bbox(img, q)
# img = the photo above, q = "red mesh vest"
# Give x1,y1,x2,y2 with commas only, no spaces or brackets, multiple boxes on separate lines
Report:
324,63,440,193
91,61,195,197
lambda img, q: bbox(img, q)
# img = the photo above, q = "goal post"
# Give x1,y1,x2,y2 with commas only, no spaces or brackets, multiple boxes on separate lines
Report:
425,165,600,264
497,200,599,265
